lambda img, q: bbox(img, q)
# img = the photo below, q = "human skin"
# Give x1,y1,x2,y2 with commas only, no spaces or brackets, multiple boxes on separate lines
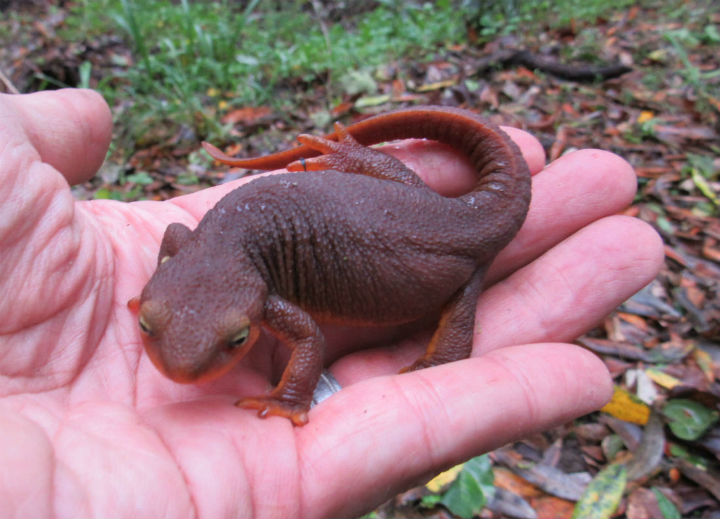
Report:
0,89,663,518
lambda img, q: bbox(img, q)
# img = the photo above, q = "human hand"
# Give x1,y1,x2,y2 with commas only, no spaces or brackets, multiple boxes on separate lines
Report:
0,89,662,517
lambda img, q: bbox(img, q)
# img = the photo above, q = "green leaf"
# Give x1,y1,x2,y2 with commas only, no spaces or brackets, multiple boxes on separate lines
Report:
93,187,125,201
703,24,720,44
663,399,719,441
601,434,625,461
439,455,495,518
338,69,378,96
687,153,718,180
685,153,719,208
125,171,154,185
652,487,681,519
176,173,199,185
420,494,442,508
571,463,627,519
78,61,93,89
655,215,675,234
668,442,710,468
93,187,113,199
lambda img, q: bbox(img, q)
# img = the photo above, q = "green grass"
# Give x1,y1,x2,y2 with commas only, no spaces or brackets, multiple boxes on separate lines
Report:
466,0,638,40
57,0,649,150
636,0,720,118
664,28,720,111
61,0,473,146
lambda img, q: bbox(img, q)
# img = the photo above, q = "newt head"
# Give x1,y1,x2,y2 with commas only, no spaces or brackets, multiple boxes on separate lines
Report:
130,246,267,384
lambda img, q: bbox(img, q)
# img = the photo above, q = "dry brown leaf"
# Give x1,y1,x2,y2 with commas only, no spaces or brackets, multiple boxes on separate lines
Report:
220,106,272,126
529,495,575,519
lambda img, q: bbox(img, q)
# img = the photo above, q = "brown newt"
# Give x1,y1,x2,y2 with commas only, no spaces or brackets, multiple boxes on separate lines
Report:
129,106,531,425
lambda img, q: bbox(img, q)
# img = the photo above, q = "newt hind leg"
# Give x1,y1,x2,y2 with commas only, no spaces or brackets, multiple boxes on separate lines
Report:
287,122,427,188
401,267,486,372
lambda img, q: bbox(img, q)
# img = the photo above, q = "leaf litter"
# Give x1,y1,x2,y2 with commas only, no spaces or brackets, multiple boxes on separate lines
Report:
1,0,719,517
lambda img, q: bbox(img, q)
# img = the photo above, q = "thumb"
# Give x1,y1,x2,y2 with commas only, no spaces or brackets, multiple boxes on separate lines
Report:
3,88,112,184
0,89,111,336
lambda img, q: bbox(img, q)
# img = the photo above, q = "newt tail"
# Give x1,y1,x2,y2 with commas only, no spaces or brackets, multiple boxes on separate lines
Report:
202,105,531,239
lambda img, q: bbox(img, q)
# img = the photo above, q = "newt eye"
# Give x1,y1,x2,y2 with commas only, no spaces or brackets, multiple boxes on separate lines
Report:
139,315,153,336
229,327,250,349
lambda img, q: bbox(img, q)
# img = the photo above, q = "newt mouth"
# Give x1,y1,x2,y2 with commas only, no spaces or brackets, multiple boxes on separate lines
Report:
140,334,244,384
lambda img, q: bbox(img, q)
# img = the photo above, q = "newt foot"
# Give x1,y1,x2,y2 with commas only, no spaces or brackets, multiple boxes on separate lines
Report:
235,396,309,426
399,358,438,374
287,122,369,173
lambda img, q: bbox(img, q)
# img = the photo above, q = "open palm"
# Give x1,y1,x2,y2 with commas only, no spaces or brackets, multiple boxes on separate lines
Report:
0,89,662,517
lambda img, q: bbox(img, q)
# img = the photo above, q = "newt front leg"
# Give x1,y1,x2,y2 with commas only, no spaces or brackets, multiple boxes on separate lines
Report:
236,295,325,425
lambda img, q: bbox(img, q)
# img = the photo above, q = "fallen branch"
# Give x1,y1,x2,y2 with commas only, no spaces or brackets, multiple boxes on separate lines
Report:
474,49,632,82
510,50,632,81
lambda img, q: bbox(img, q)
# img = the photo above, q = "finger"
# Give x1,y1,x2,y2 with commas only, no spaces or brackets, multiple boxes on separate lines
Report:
489,148,638,280
502,126,546,173
2,89,112,184
475,215,664,353
0,90,112,351
300,343,612,518
170,126,545,219
379,126,545,196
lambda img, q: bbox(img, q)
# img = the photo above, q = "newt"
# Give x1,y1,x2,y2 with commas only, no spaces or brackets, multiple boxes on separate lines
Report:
129,106,531,425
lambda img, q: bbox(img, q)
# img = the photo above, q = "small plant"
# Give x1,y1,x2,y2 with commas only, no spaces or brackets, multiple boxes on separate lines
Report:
422,455,495,518
663,27,720,114
683,152,719,208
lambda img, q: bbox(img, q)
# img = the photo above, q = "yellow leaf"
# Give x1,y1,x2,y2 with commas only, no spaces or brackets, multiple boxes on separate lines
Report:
416,79,458,92
691,167,720,206
601,386,650,425
355,94,391,108
647,49,667,62
572,464,627,519
637,111,654,124
645,368,681,389
694,348,715,382
426,463,464,493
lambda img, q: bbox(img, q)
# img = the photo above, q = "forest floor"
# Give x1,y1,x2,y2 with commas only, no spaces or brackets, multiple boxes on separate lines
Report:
1,1,719,517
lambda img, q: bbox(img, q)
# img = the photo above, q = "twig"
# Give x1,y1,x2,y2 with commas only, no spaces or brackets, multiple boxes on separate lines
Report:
310,0,334,106
0,68,20,94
